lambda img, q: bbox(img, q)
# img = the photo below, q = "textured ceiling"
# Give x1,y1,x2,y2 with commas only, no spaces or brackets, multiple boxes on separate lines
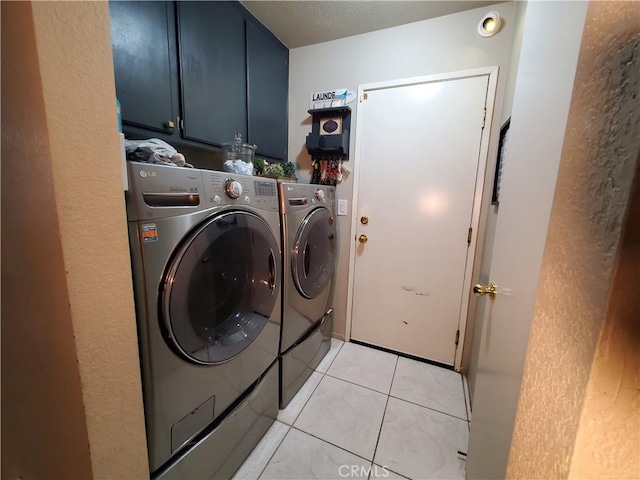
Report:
241,1,502,48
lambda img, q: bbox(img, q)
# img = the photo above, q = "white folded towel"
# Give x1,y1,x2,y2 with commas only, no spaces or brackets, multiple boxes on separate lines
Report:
223,159,253,175
125,138,193,168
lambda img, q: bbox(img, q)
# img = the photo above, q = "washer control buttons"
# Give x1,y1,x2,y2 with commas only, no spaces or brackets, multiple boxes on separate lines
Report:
315,189,326,202
224,179,242,199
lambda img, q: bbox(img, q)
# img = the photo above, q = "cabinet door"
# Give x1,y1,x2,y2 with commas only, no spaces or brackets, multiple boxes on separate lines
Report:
109,1,180,135
177,1,247,146
246,20,289,161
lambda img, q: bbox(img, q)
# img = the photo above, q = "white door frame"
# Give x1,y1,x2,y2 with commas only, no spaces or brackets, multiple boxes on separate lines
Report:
344,66,499,371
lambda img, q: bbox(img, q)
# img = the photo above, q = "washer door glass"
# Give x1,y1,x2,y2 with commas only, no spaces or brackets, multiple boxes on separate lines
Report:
162,211,279,364
292,207,337,299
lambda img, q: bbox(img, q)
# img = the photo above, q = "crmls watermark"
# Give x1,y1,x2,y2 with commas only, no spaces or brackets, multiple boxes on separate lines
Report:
338,464,390,478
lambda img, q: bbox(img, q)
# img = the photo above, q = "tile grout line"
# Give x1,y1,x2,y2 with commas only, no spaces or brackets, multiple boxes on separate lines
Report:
321,345,468,418
460,373,469,422
387,394,469,423
259,342,345,479
324,371,395,397
319,339,345,374
370,355,400,467
461,375,471,432
278,340,344,426
324,349,468,423
286,369,326,427
283,343,394,468
322,340,400,396
289,424,376,466
463,375,472,423
265,342,466,479
322,367,468,423
255,421,291,480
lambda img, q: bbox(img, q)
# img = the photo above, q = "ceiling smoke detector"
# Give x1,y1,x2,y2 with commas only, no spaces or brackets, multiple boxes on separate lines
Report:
478,11,501,37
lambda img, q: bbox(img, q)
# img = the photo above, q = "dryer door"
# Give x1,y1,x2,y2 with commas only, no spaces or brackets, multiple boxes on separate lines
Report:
162,211,280,365
292,206,337,299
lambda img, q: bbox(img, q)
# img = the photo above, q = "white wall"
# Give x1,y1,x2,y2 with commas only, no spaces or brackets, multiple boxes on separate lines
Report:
289,2,518,339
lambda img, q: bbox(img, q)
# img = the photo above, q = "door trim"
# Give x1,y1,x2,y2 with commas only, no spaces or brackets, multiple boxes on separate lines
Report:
344,66,499,371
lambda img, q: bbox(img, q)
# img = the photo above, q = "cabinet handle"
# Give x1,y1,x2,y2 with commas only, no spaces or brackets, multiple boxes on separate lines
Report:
165,120,175,129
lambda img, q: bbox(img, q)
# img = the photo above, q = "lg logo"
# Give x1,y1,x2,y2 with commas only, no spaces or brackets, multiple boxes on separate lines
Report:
139,170,157,178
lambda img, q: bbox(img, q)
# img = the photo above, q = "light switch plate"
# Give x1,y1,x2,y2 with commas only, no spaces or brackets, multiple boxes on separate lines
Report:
337,199,348,216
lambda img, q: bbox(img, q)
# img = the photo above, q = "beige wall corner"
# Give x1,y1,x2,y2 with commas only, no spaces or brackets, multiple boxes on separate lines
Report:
1,2,94,478
507,1,640,478
568,153,640,479
23,1,148,478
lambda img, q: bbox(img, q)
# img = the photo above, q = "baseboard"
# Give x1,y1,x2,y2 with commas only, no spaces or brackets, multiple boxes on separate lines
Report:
330,331,345,341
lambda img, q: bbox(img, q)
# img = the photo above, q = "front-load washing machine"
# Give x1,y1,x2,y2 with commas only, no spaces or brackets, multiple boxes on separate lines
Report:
126,161,281,478
278,183,338,408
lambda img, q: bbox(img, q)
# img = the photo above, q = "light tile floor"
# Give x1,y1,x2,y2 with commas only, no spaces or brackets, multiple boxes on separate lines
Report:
234,340,471,480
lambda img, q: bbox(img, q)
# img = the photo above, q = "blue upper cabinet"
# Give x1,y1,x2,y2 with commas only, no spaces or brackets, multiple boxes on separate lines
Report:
177,2,247,147
109,1,289,161
246,19,289,161
109,1,180,137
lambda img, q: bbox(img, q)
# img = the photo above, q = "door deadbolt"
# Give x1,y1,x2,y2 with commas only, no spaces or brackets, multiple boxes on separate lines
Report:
360,215,369,225
473,282,498,300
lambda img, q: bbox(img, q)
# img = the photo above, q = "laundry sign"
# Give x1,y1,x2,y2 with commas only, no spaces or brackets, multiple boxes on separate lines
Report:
310,88,356,109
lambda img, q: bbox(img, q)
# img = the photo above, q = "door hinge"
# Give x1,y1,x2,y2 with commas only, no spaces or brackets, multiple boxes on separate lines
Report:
455,329,460,346
178,117,184,131
362,92,368,102
481,108,487,129
467,227,472,245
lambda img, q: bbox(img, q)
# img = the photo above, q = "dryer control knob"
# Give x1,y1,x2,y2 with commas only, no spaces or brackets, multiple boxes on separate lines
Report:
224,179,242,199
315,189,326,202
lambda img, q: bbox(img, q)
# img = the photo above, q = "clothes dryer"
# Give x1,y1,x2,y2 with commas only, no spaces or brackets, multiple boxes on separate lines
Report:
126,162,281,478
278,183,338,408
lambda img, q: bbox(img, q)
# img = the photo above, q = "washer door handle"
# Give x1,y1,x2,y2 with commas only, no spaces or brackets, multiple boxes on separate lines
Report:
268,250,276,293
303,242,311,279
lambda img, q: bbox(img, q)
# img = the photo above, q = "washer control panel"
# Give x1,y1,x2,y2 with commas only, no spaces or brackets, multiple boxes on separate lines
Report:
202,171,278,212
126,162,280,220
126,161,205,221
279,183,336,214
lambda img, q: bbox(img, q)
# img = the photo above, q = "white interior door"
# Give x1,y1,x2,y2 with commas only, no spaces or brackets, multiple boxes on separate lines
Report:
350,73,489,366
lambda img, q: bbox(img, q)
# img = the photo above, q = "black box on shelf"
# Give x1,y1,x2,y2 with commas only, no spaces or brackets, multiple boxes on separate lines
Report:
305,106,351,159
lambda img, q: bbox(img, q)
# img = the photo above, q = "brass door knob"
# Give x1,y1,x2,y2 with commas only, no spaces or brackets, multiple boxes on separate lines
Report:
358,234,368,244
473,282,498,300
361,215,369,225
165,120,175,128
